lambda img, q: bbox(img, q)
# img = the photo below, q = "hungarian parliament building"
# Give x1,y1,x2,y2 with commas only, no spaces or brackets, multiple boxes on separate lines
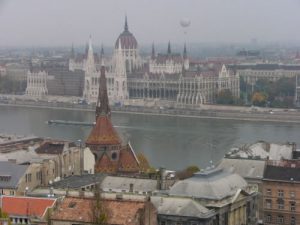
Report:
26,17,240,107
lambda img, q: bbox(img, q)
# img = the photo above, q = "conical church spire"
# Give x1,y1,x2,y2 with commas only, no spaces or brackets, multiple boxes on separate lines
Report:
70,43,75,59
167,41,171,55
151,42,155,60
96,65,110,119
124,15,128,32
85,35,96,74
183,42,187,59
100,44,105,66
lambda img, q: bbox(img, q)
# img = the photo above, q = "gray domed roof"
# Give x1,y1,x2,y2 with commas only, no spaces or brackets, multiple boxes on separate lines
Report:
169,168,247,200
115,16,138,50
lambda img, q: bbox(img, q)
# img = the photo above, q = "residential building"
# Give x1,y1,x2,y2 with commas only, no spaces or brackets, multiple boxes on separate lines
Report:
263,160,300,225
228,63,300,87
168,168,257,225
0,196,57,225
51,196,157,225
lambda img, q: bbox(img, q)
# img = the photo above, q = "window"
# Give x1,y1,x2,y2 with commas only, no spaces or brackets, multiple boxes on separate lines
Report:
277,215,284,224
265,215,272,223
290,201,296,211
278,189,284,197
265,199,272,209
291,216,296,225
266,188,272,196
278,200,284,210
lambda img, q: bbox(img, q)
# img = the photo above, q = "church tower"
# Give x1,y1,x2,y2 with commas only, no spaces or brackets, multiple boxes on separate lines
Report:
183,43,189,71
83,36,97,101
113,39,129,104
86,62,140,174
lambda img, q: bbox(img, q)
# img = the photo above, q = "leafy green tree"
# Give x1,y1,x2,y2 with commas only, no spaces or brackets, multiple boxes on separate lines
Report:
0,208,11,225
216,89,235,105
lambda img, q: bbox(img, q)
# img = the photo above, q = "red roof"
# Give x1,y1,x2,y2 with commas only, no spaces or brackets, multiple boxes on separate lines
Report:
96,152,119,173
118,144,140,172
51,197,150,225
86,116,122,146
1,196,56,218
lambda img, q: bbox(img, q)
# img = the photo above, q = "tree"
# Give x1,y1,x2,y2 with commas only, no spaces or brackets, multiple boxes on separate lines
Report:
91,184,108,225
0,208,11,225
176,165,200,180
251,92,267,106
216,89,235,105
136,152,151,173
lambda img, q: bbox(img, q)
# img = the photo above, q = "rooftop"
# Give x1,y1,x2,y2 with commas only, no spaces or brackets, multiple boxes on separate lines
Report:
1,196,56,218
217,158,266,180
151,196,215,219
264,160,300,182
226,141,295,160
169,168,247,200
51,197,149,225
0,161,28,189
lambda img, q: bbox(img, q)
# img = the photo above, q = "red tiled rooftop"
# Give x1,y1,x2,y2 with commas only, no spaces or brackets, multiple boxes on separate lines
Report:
86,116,122,146
1,196,56,218
51,197,147,225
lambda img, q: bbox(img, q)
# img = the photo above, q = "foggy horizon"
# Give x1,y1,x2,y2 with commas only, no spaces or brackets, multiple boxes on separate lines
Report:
0,0,300,47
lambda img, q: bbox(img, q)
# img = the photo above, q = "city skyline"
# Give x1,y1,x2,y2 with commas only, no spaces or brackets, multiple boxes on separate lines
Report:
0,0,300,47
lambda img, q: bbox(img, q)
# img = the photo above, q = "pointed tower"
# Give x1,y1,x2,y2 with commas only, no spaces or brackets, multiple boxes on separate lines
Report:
167,41,171,55
100,44,105,66
124,14,129,32
85,63,140,174
95,66,111,119
70,44,75,59
85,35,96,74
151,42,156,60
183,43,189,71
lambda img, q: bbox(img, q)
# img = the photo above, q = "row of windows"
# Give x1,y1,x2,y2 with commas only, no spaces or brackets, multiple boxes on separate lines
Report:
266,188,296,198
265,214,296,225
265,199,296,211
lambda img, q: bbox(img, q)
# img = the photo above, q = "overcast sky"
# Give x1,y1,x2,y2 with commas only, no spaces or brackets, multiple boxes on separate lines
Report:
0,0,300,47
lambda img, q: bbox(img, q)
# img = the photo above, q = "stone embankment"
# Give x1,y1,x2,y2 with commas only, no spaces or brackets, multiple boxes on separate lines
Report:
1,98,300,123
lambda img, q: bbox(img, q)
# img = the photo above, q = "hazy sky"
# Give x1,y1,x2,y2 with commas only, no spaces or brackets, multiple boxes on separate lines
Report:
0,0,300,47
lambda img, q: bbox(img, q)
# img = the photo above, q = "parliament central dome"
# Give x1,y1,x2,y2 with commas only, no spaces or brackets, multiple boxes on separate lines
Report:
115,16,138,50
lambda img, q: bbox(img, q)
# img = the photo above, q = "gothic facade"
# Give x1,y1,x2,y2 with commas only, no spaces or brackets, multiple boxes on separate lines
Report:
31,16,232,107
26,66,48,97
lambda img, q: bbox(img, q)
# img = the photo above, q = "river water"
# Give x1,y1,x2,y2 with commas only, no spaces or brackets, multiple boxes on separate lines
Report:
0,105,299,170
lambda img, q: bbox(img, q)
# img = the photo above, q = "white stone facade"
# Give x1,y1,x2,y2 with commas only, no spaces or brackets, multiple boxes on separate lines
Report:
26,70,48,98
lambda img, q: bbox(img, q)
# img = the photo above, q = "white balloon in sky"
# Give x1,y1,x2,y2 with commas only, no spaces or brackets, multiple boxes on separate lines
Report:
180,18,191,28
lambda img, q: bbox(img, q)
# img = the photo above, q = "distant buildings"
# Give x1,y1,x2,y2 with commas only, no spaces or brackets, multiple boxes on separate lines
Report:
229,63,300,86
24,16,240,107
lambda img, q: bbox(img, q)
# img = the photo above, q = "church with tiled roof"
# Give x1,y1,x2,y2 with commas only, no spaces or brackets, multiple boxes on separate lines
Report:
85,62,140,174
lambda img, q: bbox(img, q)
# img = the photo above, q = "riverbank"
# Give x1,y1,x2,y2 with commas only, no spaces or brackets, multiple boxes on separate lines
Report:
1,100,300,124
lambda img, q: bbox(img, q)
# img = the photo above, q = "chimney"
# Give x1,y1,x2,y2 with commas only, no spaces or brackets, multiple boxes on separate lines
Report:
157,167,166,190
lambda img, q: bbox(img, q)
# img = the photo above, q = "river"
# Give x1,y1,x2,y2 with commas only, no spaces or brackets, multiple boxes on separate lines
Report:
0,105,299,170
